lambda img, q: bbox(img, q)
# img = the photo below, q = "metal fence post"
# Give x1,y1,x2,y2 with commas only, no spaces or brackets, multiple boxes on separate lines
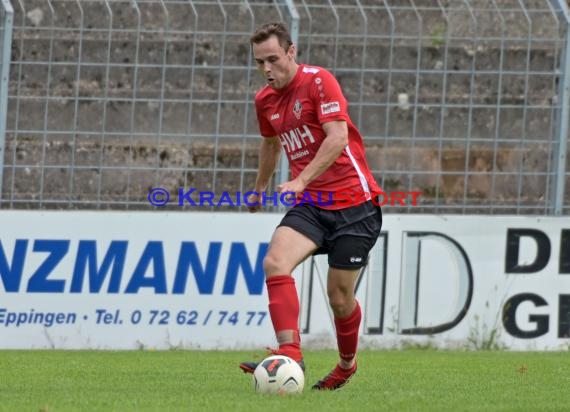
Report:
0,0,14,204
549,0,570,215
276,0,299,211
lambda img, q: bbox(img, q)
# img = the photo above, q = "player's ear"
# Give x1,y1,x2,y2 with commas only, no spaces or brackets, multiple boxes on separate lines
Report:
288,44,296,60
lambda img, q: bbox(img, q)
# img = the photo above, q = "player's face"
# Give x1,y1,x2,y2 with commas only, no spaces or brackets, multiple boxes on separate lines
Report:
252,35,296,89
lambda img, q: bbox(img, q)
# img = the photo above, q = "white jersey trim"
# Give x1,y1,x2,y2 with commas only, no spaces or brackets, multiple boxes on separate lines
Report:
344,145,371,199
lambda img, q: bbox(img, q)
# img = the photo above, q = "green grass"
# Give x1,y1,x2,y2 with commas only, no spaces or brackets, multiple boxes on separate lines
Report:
0,349,568,412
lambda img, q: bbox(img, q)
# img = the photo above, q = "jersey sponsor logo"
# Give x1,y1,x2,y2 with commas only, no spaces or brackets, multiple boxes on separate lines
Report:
302,66,320,74
278,125,316,154
293,99,302,119
290,149,309,160
321,101,340,115
270,113,280,120
350,256,363,263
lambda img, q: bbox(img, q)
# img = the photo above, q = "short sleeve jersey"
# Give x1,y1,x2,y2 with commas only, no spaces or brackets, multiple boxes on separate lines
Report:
254,64,381,210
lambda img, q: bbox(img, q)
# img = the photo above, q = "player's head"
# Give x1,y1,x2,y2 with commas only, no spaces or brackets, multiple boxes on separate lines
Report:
250,22,297,89
250,22,293,52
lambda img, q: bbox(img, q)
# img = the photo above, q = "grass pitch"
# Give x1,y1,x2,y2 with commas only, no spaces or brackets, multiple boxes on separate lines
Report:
0,349,568,411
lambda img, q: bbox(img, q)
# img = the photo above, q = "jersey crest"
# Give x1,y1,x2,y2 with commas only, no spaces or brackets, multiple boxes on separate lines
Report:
293,99,302,120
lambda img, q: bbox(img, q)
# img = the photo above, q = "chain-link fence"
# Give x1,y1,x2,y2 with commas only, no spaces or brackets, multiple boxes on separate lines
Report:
0,0,14,187
1,0,569,214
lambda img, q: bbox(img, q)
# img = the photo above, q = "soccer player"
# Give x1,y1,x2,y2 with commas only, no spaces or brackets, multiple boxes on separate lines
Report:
239,22,383,391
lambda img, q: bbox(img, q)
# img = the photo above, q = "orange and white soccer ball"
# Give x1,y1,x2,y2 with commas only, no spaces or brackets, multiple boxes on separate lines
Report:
252,355,305,395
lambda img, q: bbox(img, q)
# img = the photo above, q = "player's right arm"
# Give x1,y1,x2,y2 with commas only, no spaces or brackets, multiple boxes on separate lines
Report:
248,135,281,212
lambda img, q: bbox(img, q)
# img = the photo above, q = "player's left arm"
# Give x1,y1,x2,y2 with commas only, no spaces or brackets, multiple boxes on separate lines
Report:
277,120,347,194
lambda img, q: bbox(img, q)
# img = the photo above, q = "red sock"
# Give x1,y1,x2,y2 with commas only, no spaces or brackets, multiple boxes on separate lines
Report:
266,275,302,361
334,300,361,367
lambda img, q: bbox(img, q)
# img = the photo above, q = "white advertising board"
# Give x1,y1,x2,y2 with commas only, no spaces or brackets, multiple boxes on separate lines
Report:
0,211,568,350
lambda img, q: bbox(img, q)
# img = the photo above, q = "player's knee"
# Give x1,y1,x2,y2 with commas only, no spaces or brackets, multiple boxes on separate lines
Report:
263,252,288,276
328,291,353,318
329,299,352,318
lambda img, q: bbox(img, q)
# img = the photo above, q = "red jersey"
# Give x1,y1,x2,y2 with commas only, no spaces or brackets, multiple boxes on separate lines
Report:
255,64,381,210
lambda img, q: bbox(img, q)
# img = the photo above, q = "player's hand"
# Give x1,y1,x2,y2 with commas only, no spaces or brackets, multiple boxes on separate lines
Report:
246,191,261,213
277,178,306,203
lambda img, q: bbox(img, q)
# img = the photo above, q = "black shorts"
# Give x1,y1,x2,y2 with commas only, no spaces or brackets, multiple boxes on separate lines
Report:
278,200,383,269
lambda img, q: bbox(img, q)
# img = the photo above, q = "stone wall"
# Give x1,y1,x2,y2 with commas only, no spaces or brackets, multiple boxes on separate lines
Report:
2,0,568,212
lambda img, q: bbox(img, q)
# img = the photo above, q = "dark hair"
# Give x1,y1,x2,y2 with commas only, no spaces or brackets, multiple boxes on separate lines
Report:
250,22,293,52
